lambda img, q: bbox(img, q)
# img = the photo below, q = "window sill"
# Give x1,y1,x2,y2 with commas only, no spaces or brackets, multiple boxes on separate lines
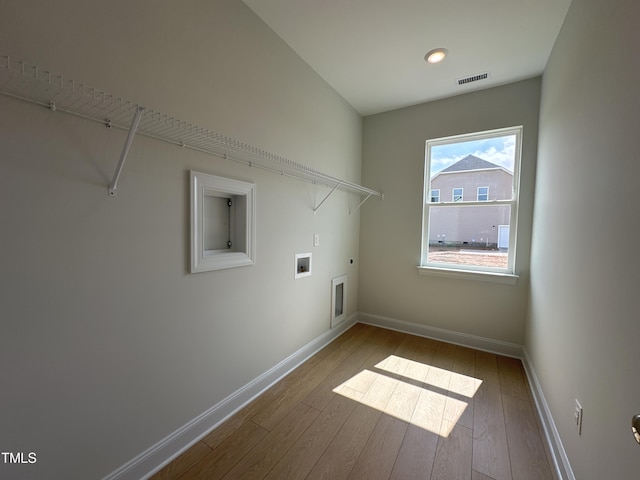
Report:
417,266,519,285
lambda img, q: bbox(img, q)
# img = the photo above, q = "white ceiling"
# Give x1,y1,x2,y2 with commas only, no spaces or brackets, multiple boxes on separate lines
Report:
243,0,572,116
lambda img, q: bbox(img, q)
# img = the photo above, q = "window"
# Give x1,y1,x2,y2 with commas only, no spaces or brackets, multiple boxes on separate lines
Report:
430,189,440,203
420,126,522,280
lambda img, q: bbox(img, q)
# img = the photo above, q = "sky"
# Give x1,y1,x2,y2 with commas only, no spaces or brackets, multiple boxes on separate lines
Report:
429,134,516,176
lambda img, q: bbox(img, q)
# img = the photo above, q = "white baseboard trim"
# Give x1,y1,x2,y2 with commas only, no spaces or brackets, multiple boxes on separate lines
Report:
357,311,573,480
358,312,523,358
104,312,573,480
102,314,358,480
521,348,576,480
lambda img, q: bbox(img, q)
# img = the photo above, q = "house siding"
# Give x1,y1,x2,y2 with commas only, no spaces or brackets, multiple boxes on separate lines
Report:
428,168,513,247
428,204,511,247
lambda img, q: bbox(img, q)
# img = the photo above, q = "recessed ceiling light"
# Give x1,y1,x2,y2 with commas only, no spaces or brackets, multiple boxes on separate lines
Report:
425,48,448,64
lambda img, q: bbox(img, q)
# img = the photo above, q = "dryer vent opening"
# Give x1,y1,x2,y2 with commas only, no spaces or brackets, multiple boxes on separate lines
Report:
331,275,348,328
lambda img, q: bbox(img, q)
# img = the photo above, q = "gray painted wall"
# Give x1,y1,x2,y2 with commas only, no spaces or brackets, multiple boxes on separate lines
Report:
4,0,639,478
526,0,640,478
360,78,541,344
0,1,362,478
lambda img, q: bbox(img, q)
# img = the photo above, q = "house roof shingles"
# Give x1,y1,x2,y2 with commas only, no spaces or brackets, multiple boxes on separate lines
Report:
440,154,500,173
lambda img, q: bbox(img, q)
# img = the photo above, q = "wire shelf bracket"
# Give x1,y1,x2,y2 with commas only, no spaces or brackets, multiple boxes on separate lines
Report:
349,193,373,215
108,105,144,197
0,54,383,208
313,181,342,213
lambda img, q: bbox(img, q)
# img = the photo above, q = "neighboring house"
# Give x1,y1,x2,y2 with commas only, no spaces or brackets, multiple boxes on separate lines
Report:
429,154,512,249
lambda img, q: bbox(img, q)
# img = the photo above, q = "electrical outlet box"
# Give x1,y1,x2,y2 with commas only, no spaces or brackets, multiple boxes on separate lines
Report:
575,399,583,435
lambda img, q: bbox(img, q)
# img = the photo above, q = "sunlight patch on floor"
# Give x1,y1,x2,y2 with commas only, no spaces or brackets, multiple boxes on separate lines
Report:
376,355,482,398
333,355,482,437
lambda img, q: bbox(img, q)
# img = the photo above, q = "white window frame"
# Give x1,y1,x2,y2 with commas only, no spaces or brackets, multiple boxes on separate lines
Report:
452,187,464,202
419,126,522,284
430,189,440,203
477,186,489,201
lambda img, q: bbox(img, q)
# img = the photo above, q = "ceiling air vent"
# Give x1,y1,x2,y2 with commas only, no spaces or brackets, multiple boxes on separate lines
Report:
457,72,490,86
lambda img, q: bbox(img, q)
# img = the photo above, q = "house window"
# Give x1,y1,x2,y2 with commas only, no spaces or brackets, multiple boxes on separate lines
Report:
420,126,522,278
430,189,440,202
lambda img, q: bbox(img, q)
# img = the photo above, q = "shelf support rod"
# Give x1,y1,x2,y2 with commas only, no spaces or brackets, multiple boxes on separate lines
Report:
349,193,373,215
313,181,342,213
108,105,145,197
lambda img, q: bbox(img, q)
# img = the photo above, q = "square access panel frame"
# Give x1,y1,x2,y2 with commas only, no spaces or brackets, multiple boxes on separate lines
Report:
190,170,256,273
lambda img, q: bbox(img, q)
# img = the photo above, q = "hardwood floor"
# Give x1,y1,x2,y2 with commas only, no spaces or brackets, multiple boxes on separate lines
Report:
150,324,558,480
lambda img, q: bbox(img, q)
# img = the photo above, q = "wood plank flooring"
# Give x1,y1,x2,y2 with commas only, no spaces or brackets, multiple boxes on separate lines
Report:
150,324,557,480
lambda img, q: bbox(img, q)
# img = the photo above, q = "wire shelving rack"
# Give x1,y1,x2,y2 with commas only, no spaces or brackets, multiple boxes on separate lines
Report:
0,55,382,213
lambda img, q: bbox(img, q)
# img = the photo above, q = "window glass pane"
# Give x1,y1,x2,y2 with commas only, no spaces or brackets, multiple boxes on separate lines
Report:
430,189,440,202
430,135,516,202
478,187,489,201
427,205,511,269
